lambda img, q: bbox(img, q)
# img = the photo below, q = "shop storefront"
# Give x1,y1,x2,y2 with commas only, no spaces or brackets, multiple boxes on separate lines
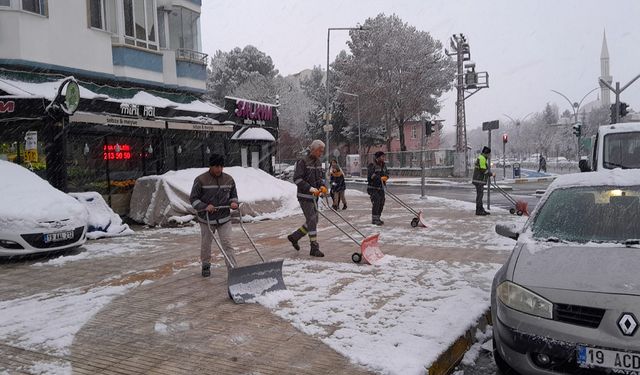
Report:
0,69,230,213
222,96,279,174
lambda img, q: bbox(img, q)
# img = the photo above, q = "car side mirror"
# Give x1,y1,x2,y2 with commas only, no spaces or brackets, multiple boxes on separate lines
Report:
578,159,591,173
495,223,519,240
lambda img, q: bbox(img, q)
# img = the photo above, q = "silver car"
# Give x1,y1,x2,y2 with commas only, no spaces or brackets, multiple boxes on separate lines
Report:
492,170,640,375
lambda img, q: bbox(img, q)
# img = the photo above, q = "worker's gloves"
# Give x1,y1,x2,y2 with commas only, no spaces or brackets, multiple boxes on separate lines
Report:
381,176,389,183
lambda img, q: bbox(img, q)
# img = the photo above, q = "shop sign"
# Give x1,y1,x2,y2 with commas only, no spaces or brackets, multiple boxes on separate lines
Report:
120,103,156,118
24,131,38,162
0,100,15,113
70,112,165,129
167,122,234,132
234,99,273,122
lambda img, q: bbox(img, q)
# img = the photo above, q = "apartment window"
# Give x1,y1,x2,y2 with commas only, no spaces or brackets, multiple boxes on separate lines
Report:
169,6,201,51
89,0,116,32
411,126,417,139
157,9,166,48
22,0,47,15
123,0,157,50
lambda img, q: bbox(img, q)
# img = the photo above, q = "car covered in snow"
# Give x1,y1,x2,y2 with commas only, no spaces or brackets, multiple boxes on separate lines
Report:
0,160,88,256
492,169,640,375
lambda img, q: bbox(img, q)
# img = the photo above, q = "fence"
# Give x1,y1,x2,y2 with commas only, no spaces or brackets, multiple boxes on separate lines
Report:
363,149,456,177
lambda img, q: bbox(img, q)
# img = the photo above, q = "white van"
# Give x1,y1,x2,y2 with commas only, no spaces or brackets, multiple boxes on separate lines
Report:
579,122,640,172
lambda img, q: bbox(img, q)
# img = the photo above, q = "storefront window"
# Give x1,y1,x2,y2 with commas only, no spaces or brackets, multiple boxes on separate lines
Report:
123,0,157,50
169,6,201,51
0,0,11,7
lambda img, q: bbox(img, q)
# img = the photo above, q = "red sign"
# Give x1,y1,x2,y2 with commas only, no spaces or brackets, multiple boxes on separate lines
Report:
103,144,132,160
0,101,15,113
502,134,508,143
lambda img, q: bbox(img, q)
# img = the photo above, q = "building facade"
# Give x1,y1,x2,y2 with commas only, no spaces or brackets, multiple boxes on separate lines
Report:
0,1,278,213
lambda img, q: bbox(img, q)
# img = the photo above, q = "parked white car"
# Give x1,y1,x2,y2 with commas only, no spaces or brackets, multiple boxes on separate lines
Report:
0,160,88,256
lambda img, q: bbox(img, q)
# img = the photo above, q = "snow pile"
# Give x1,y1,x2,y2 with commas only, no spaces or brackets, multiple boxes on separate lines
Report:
70,192,134,239
0,160,87,232
129,167,299,226
257,257,501,375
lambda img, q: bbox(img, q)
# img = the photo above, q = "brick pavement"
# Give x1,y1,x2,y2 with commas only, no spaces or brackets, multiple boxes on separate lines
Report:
0,193,516,374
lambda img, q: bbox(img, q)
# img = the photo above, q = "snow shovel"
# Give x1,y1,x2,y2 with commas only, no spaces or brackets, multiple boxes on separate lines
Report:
205,209,286,304
383,186,428,227
317,197,385,265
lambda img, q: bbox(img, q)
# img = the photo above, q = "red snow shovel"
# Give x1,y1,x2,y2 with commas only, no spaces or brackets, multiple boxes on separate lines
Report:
317,197,385,265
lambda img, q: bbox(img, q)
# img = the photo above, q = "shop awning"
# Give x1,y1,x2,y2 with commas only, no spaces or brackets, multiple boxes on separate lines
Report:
0,70,226,122
231,126,276,142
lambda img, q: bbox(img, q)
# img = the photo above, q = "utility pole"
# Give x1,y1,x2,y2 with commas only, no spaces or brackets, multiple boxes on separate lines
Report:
446,34,489,177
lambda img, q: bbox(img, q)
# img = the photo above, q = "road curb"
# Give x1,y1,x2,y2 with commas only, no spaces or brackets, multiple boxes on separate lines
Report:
427,309,492,375
513,176,557,184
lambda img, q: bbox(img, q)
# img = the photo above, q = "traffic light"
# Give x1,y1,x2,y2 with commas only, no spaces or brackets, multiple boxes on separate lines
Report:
425,120,436,136
620,102,629,118
502,133,508,143
572,122,582,137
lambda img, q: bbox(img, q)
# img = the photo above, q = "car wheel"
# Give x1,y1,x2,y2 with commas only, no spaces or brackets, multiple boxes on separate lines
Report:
493,337,521,375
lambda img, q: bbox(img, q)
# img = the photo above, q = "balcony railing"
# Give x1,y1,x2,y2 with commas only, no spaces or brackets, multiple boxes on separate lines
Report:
176,48,208,64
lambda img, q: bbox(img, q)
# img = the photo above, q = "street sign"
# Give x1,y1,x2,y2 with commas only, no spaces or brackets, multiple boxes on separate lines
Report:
323,124,333,132
482,120,499,131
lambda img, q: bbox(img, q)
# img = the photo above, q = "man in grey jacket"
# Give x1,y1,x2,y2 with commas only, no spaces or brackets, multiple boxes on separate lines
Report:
190,153,239,277
287,140,327,257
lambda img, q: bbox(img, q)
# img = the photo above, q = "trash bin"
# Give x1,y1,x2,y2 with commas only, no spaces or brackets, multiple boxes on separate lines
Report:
512,163,521,179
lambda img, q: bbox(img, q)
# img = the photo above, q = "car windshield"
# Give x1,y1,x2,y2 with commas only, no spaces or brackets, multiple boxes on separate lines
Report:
532,186,640,243
603,132,640,169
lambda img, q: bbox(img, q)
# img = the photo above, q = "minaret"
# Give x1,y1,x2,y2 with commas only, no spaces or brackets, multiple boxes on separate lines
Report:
599,31,612,107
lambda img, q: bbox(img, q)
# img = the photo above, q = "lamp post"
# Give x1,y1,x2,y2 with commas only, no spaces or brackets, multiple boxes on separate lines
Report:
336,90,361,159
551,87,599,159
326,26,366,175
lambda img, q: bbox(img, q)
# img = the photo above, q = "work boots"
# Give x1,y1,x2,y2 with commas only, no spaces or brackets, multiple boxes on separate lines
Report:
309,241,324,257
201,262,211,277
288,228,306,251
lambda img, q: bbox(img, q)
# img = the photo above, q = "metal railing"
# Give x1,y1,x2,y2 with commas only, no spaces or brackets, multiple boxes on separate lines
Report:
176,48,208,64
365,149,455,169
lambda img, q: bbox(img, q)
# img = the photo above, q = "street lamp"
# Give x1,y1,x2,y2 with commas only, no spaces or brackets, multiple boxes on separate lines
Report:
325,25,367,175
551,87,599,158
336,90,361,159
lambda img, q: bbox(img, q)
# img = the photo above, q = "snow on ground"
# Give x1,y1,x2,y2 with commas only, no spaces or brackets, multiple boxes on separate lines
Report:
0,284,135,355
32,225,199,267
333,194,527,252
70,192,133,239
257,256,501,375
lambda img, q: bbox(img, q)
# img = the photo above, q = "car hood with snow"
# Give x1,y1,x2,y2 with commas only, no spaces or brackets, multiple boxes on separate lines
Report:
0,160,87,232
513,243,640,296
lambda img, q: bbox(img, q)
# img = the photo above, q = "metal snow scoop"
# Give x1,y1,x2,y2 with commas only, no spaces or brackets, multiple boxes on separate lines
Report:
205,207,286,304
491,176,530,216
383,186,428,228
317,197,385,265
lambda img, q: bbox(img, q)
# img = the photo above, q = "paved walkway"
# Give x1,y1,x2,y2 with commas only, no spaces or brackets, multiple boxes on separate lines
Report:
0,192,517,374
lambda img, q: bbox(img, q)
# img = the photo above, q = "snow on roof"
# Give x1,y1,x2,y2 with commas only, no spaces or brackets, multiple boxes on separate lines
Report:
598,122,640,134
224,96,279,107
0,77,226,115
548,169,640,190
0,77,101,99
231,127,276,142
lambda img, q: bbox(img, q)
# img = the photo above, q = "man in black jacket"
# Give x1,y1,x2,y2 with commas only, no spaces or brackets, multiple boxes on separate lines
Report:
287,140,327,257
190,154,239,277
367,151,389,225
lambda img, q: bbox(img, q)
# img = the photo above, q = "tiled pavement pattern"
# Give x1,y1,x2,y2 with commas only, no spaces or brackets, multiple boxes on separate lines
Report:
0,194,513,374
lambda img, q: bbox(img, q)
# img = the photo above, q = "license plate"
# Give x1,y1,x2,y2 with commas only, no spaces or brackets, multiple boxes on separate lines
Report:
578,345,640,373
43,230,74,243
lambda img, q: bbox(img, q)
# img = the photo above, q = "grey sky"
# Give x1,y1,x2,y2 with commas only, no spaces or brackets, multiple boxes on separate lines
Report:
201,0,640,131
